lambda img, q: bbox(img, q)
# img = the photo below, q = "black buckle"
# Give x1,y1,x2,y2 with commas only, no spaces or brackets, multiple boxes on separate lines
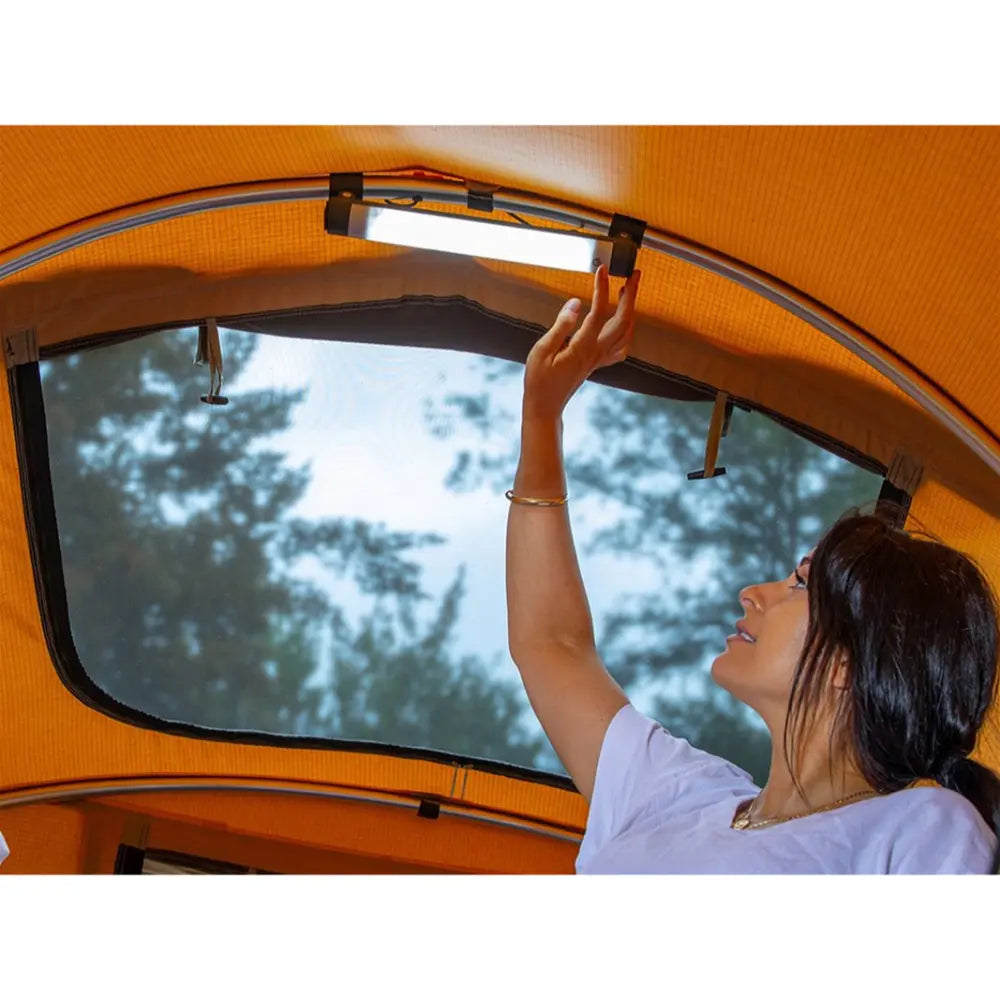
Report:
608,213,647,277
417,799,441,820
466,183,498,213
325,172,364,235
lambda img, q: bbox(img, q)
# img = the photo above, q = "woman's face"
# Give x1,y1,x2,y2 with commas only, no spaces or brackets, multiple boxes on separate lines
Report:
710,554,813,723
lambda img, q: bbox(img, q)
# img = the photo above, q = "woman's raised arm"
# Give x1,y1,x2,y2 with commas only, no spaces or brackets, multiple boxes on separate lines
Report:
506,266,640,801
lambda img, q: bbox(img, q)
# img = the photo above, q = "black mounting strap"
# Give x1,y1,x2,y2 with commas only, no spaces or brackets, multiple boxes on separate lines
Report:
417,799,441,820
687,392,734,480
876,451,923,525
324,172,364,235
466,183,498,213
607,213,647,278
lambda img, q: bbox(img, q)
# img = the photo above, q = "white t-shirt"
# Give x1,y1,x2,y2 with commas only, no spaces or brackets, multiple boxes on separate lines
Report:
0,830,8,868
577,703,998,874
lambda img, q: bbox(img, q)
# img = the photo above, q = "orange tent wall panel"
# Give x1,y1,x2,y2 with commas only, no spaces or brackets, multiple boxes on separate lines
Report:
0,803,85,874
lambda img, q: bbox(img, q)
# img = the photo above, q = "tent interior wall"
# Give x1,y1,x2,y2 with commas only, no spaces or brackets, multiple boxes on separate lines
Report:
1,126,997,874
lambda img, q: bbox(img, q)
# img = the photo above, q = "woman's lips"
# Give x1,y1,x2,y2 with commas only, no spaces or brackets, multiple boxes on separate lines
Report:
726,624,756,644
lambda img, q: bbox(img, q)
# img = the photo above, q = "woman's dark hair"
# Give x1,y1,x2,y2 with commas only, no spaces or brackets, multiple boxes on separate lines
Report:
784,505,1000,873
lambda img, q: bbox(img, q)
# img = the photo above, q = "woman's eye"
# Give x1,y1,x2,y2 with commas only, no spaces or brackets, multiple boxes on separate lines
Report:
792,569,808,589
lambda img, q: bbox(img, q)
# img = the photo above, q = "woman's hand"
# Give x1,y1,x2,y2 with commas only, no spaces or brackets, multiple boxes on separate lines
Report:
522,265,641,423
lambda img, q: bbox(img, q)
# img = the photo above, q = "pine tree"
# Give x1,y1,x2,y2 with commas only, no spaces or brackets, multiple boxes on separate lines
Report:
40,329,542,765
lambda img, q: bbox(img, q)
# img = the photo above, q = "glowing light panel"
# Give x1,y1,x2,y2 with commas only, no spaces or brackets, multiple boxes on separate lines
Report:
349,204,612,273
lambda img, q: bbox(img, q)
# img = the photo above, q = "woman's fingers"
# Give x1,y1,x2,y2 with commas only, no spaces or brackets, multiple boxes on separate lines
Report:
535,297,582,358
596,270,640,348
536,267,639,370
577,266,610,343
591,265,609,316
523,269,640,418
616,268,640,323
590,271,639,369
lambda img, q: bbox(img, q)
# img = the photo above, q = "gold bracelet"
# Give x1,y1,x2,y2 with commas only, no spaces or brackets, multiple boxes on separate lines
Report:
505,489,568,507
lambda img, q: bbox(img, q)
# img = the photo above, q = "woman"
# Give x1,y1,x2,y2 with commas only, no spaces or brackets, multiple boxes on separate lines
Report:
506,266,1000,874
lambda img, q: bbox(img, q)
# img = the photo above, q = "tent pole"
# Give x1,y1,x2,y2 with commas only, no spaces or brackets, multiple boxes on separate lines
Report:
0,777,583,843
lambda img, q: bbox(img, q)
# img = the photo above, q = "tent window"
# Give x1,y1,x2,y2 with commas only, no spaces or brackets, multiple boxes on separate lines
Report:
34,312,882,784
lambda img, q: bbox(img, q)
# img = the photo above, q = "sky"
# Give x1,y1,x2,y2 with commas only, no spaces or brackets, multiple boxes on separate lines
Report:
230,331,667,691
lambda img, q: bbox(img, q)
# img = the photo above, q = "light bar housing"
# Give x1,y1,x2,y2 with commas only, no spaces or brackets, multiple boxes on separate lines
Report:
327,197,620,274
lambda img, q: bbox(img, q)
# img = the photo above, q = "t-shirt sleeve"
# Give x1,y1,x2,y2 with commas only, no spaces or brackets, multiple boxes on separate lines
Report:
577,702,754,868
885,788,998,874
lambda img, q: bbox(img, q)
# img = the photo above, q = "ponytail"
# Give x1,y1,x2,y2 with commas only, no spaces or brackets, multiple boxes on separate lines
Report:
937,757,1000,874
794,511,1000,874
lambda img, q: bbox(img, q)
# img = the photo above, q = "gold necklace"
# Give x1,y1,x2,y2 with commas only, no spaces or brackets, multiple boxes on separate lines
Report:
731,789,881,831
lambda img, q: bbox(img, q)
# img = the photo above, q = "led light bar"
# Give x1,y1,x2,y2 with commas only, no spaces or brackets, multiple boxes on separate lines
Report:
341,202,614,274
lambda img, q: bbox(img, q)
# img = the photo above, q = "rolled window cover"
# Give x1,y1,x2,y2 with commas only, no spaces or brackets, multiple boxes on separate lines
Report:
5,243,995,515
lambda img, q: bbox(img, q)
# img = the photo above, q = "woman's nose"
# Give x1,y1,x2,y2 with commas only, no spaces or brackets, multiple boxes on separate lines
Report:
739,584,763,613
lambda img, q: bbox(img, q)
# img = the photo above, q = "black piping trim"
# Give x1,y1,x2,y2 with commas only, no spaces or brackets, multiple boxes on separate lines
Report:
9,298,885,788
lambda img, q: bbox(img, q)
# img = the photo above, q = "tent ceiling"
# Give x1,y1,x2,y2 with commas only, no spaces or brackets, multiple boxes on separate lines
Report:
2,126,997,467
